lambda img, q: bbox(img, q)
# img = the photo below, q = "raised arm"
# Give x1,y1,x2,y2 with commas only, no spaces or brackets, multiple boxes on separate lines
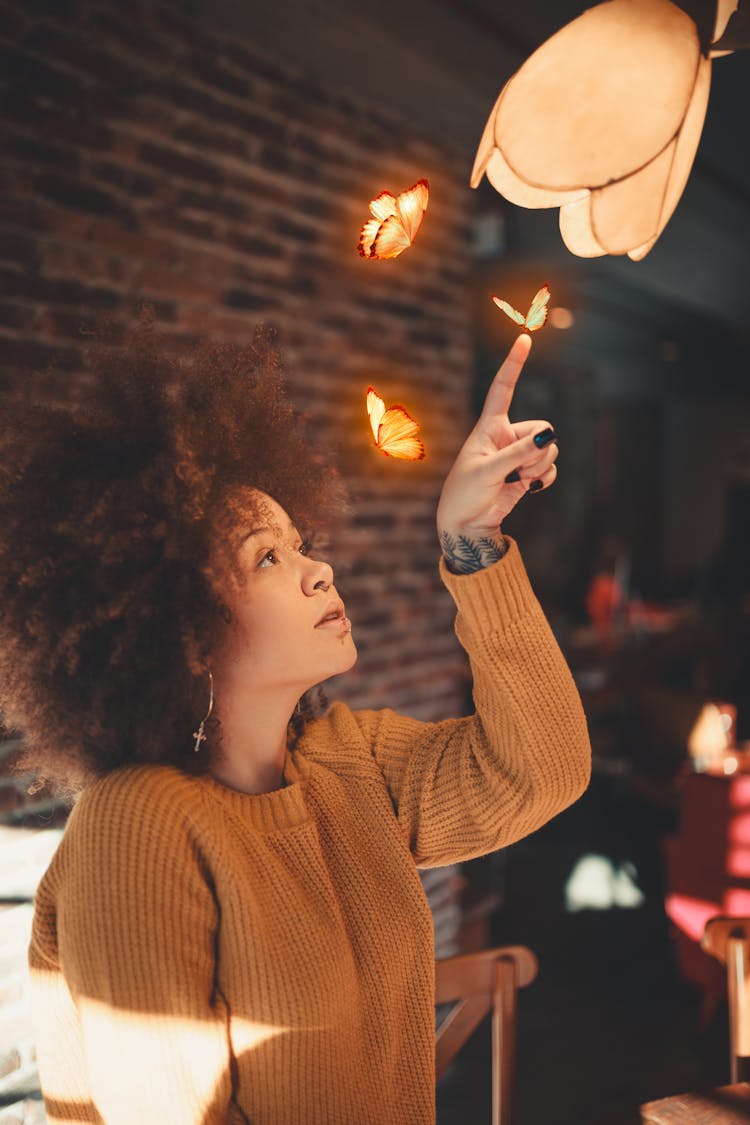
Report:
355,539,590,866
353,334,590,866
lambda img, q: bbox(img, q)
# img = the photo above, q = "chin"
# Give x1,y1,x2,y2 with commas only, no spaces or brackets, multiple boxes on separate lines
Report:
324,643,358,680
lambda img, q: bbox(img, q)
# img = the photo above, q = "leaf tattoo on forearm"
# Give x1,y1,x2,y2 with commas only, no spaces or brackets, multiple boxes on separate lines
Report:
439,531,509,575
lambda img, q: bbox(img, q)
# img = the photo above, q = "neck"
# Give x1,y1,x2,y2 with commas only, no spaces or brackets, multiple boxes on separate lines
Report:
209,670,299,795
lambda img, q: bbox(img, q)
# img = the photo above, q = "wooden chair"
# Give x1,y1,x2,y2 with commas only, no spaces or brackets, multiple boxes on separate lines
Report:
435,945,537,1125
702,917,750,1081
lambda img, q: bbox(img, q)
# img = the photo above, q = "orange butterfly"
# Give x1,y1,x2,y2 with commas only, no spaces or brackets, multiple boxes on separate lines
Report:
357,179,429,260
492,284,551,331
366,387,425,460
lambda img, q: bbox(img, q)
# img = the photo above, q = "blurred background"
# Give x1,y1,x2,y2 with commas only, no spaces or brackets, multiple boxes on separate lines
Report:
0,1,749,1122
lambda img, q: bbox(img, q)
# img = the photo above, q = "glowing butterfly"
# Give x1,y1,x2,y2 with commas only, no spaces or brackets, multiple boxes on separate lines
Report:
366,387,425,460
357,179,429,260
491,284,551,331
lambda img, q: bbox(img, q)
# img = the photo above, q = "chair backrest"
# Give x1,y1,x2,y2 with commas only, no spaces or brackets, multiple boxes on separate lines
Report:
702,917,750,1082
435,945,537,1125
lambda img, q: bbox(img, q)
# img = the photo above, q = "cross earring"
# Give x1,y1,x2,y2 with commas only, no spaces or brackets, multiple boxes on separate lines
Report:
193,671,214,753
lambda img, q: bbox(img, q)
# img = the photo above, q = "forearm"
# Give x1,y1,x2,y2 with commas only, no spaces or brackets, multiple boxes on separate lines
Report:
359,540,591,867
436,540,590,848
438,528,510,574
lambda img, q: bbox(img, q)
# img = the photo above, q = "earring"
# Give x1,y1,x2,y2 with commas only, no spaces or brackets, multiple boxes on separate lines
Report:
193,671,214,753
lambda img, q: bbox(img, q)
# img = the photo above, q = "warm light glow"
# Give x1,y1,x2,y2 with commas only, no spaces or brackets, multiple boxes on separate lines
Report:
687,701,731,758
29,970,290,1119
549,307,575,330
471,0,738,260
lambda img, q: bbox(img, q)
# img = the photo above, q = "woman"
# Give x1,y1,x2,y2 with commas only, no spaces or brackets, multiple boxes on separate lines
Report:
0,326,590,1124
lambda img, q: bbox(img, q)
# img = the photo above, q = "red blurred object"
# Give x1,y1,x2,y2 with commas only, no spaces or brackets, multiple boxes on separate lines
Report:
585,573,625,630
664,769,750,1023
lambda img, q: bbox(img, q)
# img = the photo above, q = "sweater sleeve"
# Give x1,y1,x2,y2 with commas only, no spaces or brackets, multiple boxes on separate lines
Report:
353,537,591,867
28,768,236,1125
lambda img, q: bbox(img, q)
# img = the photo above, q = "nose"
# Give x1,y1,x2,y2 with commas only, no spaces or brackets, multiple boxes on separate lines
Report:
304,555,334,594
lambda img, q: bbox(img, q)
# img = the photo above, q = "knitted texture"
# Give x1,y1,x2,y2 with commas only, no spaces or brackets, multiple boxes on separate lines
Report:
28,539,591,1124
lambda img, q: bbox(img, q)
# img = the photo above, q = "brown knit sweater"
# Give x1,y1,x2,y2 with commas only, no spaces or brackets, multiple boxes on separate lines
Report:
29,540,591,1124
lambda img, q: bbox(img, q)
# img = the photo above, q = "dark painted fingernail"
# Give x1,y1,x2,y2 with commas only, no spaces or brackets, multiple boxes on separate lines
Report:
533,429,557,448
505,469,521,483
529,479,544,492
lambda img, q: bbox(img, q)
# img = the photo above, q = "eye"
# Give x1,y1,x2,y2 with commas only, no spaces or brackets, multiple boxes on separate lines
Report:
257,539,314,569
257,549,277,569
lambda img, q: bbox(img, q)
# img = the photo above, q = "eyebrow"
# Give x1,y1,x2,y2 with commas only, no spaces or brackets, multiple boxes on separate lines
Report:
243,522,298,541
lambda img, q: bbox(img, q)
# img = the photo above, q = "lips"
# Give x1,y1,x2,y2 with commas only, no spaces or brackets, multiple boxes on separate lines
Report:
315,600,345,627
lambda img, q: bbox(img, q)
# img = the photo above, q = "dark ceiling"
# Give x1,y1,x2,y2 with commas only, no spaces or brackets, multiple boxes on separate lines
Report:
216,0,750,391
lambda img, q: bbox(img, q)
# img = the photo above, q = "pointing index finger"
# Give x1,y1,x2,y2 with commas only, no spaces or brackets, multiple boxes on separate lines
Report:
480,333,532,421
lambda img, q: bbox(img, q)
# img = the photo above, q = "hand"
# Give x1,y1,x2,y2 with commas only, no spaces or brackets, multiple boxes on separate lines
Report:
436,334,558,542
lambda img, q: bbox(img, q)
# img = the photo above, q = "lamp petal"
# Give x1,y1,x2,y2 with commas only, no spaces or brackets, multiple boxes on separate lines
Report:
484,147,588,208
471,84,588,205
559,195,606,257
495,0,700,192
470,90,504,188
713,0,739,41
590,139,677,255
711,0,750,51
628,54,711,260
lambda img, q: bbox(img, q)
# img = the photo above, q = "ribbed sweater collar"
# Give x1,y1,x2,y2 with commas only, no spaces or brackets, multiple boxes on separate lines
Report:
197,747,311,832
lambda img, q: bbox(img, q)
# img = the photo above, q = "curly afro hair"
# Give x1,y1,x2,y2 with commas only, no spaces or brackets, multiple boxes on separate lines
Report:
0,320,348,798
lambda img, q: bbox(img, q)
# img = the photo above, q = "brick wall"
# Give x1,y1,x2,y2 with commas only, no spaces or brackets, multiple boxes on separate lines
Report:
0,0,476,824
0,5,476,1113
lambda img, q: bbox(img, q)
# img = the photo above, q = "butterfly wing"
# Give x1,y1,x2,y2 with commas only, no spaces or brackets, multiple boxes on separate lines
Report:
366,386,386,442
491,296,526,326
369,191,398,222
370,214,412,260
394,179,429,244
377,405,425,460
358,192,398,257
359,180,428,260
358,217,382,258
524,284,551,331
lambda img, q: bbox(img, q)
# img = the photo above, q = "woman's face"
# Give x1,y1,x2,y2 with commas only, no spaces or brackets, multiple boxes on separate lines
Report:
212,492,357,694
